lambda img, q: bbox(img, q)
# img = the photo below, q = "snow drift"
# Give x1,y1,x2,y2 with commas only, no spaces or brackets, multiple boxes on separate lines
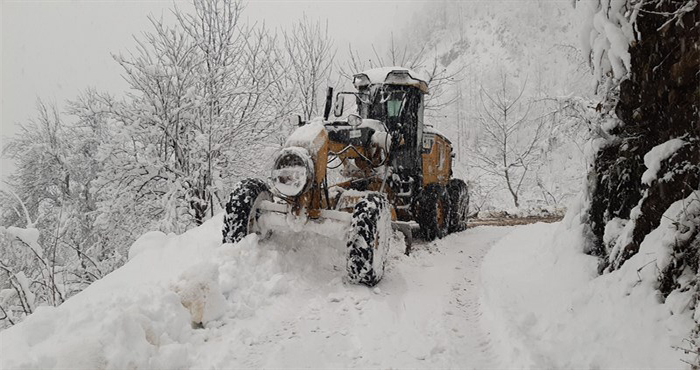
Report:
0,215,293,368
480,197,697,368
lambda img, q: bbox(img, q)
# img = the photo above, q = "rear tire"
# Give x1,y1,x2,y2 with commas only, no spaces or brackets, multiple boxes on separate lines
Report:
346,193,391,286
222,178,272,244
416,184,450,241
448,179,469,233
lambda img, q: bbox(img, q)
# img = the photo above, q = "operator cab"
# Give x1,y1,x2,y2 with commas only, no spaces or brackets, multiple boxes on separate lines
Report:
351,67,429,176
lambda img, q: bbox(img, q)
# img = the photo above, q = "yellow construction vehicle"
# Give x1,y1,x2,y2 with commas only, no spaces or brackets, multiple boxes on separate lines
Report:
222,67,469,286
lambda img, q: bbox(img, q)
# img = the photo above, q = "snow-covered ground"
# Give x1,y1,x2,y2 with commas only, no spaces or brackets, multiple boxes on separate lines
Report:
482,217,694,368
1,214,510,369
1,212,693,368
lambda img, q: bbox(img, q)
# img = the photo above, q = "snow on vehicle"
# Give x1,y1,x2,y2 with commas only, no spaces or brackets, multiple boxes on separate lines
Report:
222,67,469,286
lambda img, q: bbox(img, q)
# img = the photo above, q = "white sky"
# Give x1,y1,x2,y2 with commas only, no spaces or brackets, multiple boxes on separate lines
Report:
1,0,420,182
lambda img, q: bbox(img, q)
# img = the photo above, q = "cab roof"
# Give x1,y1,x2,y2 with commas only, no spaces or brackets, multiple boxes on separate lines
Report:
353,67,429,94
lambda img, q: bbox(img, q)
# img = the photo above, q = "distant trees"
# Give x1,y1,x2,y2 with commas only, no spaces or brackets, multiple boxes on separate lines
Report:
375,0,595,210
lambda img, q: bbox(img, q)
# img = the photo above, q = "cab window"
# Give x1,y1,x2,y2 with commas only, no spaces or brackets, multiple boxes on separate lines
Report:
387,99,402,118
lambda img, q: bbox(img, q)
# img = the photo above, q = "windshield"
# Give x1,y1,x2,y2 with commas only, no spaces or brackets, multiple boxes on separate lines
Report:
359,88,406,120
387,99,403,118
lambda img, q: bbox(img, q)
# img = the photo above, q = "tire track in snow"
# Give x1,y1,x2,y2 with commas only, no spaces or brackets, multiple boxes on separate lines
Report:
437,227,511,368
191,226,514,368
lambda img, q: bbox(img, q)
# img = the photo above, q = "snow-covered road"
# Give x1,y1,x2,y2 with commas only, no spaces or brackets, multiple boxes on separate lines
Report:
190,227,511,368
1,214,515,369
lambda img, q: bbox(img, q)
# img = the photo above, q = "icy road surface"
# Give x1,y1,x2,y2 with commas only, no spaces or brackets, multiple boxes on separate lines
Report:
1,214,513,369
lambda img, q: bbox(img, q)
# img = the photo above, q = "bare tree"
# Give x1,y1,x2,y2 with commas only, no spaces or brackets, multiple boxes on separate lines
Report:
470,75,547,208
283,15,336,120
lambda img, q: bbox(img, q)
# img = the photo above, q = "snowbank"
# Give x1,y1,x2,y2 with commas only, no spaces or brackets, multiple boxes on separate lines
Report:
0,214,289,369
481,214,694,368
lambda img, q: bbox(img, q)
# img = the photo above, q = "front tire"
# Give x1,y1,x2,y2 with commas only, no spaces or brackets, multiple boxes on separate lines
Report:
346,193,391,286
222,178,272,244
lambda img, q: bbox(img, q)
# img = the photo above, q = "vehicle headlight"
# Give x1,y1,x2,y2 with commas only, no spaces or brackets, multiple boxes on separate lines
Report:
271,147,314,197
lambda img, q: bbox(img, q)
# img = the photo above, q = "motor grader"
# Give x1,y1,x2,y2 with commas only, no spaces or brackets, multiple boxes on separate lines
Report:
221,67,469,286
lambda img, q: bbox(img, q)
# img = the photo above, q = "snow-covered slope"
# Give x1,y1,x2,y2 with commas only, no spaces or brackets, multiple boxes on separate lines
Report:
1,213,513,368
397,0,593,210
481,214,695,368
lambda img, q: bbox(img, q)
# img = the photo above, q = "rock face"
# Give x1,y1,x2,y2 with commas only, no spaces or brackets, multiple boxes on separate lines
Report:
586,1,700,272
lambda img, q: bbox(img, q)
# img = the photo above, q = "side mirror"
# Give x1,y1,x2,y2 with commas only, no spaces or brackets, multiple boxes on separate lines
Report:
288,114,302,127
334,95,345,117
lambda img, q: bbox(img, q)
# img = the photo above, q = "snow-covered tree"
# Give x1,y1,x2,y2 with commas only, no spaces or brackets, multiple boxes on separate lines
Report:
1,98,117,328
0,0,328,329
98,0,293,233
283,15,336,120
469,76,548,208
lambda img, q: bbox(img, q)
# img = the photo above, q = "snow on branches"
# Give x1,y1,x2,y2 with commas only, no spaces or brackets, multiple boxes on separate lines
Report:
100,0,298,234
578,0,698,93
1,0,338,329
579,0,638,88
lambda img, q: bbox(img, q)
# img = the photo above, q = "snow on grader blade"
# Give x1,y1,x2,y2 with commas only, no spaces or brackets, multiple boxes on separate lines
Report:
222,67,469,286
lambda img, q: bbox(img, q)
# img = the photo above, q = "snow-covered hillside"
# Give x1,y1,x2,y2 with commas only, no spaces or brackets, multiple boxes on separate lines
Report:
2,213,693,368
482,216,695,368
395,0,594,210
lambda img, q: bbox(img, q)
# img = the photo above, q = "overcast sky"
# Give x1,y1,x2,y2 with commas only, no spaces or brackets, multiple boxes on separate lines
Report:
1,0,420,182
